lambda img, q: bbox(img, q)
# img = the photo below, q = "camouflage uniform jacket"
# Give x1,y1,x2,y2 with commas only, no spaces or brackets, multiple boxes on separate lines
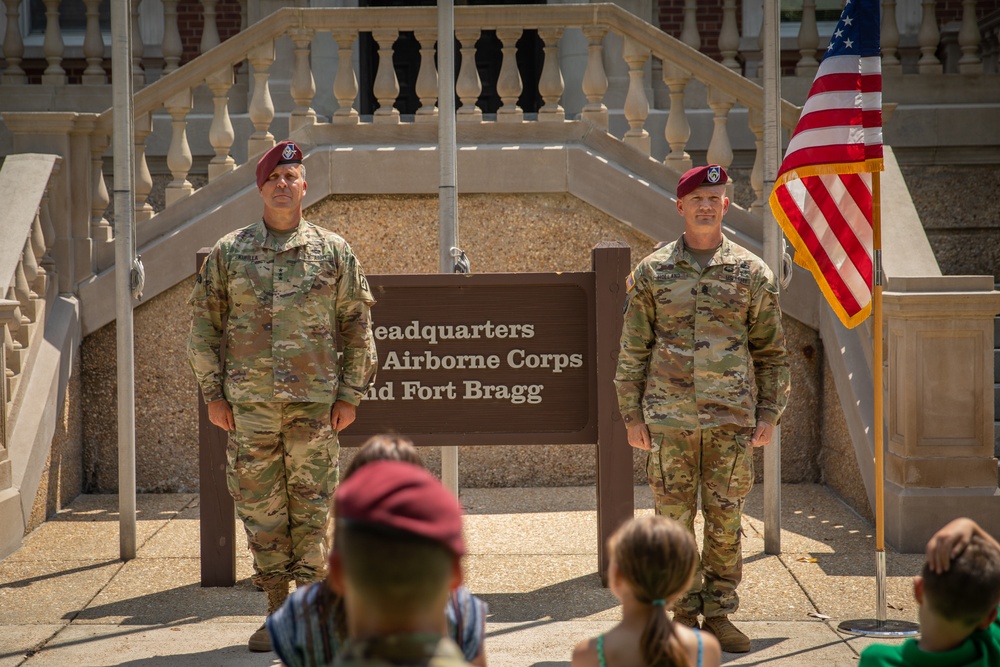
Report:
615,233,790,430
336,634,473,667
188,219,377,406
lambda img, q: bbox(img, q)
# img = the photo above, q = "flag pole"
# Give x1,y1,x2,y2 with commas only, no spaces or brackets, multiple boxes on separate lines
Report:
438,0,459,496
872,168,887,623
838,169,918,637
761,0,782,556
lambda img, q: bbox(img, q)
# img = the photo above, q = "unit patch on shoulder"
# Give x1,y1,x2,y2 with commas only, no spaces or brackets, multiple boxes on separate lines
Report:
625,271,636,293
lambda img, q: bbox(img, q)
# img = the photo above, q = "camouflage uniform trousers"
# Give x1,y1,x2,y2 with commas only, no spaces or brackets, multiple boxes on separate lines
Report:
645,423,755,618
227,401,340,588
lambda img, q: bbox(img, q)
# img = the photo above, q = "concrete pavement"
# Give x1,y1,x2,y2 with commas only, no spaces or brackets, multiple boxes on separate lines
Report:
0,483,922,666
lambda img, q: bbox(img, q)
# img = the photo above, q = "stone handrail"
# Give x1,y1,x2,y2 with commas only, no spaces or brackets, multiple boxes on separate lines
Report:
0,153,59,472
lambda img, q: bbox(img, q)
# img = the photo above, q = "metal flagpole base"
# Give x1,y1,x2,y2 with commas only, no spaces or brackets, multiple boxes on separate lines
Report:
837,618,920,637
838,550,919,637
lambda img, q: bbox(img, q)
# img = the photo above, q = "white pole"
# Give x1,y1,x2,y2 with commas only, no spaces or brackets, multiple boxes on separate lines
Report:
761,0,782,555
438,0,459,496
111,0,137,561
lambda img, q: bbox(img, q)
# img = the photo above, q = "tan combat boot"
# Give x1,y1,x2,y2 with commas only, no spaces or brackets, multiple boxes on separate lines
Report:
248,581,290,652
701,615,751,653
671,611,700,629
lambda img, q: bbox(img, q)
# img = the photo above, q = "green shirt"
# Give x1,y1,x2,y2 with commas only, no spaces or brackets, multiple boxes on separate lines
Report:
859,612,1000,667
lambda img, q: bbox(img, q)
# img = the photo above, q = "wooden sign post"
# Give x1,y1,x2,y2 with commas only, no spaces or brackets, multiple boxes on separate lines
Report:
198,242,632,586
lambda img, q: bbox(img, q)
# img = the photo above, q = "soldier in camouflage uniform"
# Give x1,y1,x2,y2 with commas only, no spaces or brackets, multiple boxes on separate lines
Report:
615,164,790,653
187,141,377,653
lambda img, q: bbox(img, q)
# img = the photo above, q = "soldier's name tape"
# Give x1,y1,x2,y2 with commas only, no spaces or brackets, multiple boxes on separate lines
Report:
373,320,535,346
364,380,544,405
382,349,584,374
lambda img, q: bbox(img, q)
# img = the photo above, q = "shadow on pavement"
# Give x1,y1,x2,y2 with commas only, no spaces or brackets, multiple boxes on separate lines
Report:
742,485,924,577
479,573,618,622
68,581,263,624
0,559,120,589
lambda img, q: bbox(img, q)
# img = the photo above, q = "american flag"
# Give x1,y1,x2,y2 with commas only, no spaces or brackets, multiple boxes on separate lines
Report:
768,0,883,329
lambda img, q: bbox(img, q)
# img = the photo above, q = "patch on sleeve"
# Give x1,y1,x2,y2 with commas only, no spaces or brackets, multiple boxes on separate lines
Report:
625,271,636,293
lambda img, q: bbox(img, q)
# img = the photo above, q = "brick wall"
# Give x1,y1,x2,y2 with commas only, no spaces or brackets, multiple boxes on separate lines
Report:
658,0,733,63
176,0,243,64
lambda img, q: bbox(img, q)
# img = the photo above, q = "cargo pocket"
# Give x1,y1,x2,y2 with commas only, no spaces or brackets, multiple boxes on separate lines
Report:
225,433,243,502
644,432,667,498
726,428,755,499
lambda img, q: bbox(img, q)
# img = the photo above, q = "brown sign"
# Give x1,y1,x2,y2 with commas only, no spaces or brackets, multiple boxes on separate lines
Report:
345,273,597,446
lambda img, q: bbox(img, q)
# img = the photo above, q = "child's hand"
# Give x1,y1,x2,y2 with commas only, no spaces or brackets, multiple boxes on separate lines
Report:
925,518,977,574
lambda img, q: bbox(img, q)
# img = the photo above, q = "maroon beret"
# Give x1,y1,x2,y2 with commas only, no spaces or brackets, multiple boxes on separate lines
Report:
335,460,466,557
676,164,729,199
256,141,303,190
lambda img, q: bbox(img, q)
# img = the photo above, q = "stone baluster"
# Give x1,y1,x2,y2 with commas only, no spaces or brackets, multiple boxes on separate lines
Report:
82,0,106,83
880,0,901,73
162,0,183,73
12,262,32,346
681,0,700,51
622,37,650,155
40,172,57,272
30,212,48,296
372,28,401,124
131,0,145,86
248,41,276,155
707,87,736,198
165,90,195,206
42,0,66,84
200,0,220,54
1,302,13,401
289,29,317,132
89,131,112,243
2,0,26,83
134,112,154,222
748,107,765,217
580,27,608,130
496,27,524,123
332,31,360,124
662,64,692,172
455,28,483,122
958,0,983,74
207,67,236,180
917,0,942,74
0,293,21,383
719,0,741,71
538,27,566,122
414,28,439,123
796,0,820,76
20,240,40,322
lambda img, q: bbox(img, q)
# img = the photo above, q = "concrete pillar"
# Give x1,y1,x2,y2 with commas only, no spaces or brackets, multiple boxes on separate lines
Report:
882,276,1000,553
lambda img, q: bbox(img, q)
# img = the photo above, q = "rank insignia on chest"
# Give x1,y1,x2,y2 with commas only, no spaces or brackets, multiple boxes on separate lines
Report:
737,262,752,285
625,271,636,293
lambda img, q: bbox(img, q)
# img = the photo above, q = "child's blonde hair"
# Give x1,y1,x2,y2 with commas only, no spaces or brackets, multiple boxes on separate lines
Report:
610,515,698,667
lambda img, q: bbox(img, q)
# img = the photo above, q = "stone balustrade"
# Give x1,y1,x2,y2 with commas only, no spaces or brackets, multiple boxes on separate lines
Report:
71,4,805,250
